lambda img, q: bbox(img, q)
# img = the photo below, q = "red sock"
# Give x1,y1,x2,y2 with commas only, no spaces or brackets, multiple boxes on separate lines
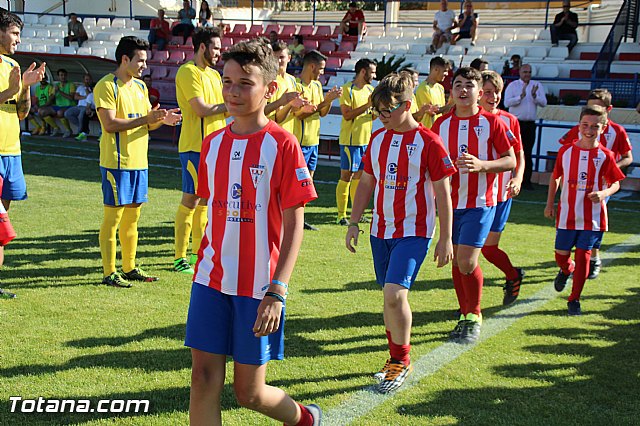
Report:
555,252,575,275
481,245,518,281
569,248,591,302
388,339,411,366
452,265,466,313
462,265,483,315
291,403,313,426
386,329,392,346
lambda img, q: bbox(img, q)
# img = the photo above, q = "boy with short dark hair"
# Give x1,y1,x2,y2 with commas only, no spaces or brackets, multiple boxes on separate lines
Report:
185,39,321,425
546,105,625,315
415,56,449,129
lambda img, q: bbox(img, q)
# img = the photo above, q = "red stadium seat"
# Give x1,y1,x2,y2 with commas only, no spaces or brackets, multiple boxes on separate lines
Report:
326,56,343,70
619,52,640,61
229,23,247,37
303,40,319,51
314,25,332,39
263,24,281,35
167,50,185,65
149,50,169,64
559,89,589,100
280,25,297,37
221,37,233,49
579,52,598,60
569,69,591,79
151,66,169,79
610,72,635,79
165,66,180,81
298,25,314,36
319,41,336,54
247,24,263,36
337,41,355,52
184,50,195,62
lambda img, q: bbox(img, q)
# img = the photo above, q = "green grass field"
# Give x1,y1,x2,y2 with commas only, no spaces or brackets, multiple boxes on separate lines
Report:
1,136,639,425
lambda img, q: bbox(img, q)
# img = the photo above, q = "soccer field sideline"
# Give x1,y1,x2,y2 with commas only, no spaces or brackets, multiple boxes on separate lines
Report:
324,232,640,425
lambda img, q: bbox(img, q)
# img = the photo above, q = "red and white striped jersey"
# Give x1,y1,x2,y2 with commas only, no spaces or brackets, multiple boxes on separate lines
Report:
553,143,625,231
194,120,318,299
559,119,632,161
496,109,523,203
432,108,515,209
363,125,456,239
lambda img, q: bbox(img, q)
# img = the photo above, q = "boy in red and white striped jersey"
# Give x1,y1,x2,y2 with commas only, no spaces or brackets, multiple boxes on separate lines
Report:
431,67,516,344
346,73,455,393
545,105,625,315
185,39,321,426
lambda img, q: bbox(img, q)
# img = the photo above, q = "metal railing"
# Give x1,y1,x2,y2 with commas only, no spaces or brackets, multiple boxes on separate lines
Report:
591,0,636,80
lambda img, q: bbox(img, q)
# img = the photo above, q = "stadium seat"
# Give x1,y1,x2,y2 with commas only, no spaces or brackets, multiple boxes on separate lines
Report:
125,19,140,30
246,24,263,37
110,18,126,30
466,46,485,56
319,40,336,54
94,32,111,42
81,17,97,30
221,37,233,49
92,47,107,57
314,25,332,38
341,58,357,70
536,64,559,78
402,27,421,38
366,26,384,37
167,50,185,65
495,30,515,42
22,14,38,26
370,42,390,53
303,39,319,51
338,41,355,53
46,45,61,54
96,18,111,30
476,30,495,42
229,23,247,37
447,45,465,55
327,75,344,87
389,43,409,54
326,56,343,70
407,43,427,55
280,25,297,37
21,28,37,39
298,25,314,36
38,15,53,26
76,46,92,56
184,50,195,62
16,43,31,52
527,46,548,60
105,47,117,60
486,46,506,56
579,52,598,60
50,29,65,39
569,69,592,79
149,50,169,64
619,52,640,61
515,29,538,41
386,27,403,38
548,46,569,60
31,44,47,53
263,24,280,35
508,46,527,58
60,46,77,55
52,16,67,27
109,33,123,41
165,66,180,81
35,29,50,38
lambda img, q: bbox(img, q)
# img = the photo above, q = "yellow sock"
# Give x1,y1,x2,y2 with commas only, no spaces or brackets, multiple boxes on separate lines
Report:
119,206,141,273
336,179,350,219
60,117,71,131
175,204,195,259
192,204,208,255
350,179,360,209
43,116,58,129
99,206,124,276
29,118,41,131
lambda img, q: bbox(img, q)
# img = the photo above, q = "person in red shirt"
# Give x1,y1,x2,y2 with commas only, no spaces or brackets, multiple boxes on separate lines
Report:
148,9,171,51
338,2,366,43
545,105,625,315
431,67,516,344
185,39,321,426
346,73,455,394
558,88,633,279
142,74,160,109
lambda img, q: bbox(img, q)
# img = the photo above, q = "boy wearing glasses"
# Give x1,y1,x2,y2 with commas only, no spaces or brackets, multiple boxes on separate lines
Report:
346,73,455,393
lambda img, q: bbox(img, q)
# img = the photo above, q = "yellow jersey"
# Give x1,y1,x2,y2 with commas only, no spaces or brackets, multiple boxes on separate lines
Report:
95,73,152,170
293,78,324,147
415,80,445,129
0,55,22,155
268,73,298,134
176,61,225,153
410,93,418,114
339,81,374,147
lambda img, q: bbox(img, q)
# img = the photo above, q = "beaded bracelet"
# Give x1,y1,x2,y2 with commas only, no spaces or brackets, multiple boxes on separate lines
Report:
265,291,286,304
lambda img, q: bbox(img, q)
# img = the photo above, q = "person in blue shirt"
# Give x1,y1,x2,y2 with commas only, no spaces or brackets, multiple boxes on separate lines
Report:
172,0,197,44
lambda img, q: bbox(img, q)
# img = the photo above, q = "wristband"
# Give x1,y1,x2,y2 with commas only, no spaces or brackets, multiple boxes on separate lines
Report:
348,223,360,228
265,291,286,304
271,279,288,289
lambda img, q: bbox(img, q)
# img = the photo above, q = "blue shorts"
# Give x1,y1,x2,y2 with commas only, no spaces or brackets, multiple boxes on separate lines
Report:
453,207,495,248
185,283,285,365
101,167,148,206
179,151,201,194
0,155,27,201
555,229,604,251
370,235,431,289
340,145,367,173
490,199,513,233
301,145,318,171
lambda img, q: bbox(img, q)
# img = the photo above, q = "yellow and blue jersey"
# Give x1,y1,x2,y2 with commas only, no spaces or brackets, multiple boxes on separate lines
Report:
0,55,22,156
176,61,225,153
415,80,445,129
293,78,324,147
339,81,374,147
268,72,298,134
95,73,152,170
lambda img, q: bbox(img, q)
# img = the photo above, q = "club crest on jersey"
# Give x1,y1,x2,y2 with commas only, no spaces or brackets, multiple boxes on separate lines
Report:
232,150,242,160
231,183,242,199
406,144,417,157
459,144,468,154
474,126,484,137
249,165,265,188
604,132,613,143
593,157,601,167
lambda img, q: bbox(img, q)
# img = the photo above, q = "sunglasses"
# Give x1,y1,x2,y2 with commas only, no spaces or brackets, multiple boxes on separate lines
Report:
374,101,405,118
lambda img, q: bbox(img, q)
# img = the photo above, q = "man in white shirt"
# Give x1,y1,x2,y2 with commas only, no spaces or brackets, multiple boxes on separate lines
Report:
64,73,94,141
430,0,457,53
503,64,547,190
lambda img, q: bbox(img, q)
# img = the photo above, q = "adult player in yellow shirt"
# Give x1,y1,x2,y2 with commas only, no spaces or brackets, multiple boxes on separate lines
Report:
293,50,342,230
415,56,449,129
173,27,227,274
95,36,181,287
336,58,376,225
0,10,46,299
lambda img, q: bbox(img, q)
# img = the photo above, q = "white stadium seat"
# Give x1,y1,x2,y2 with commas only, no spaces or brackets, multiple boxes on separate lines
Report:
111,18,126,29
96,18,111,29
32,44,47,53
60,46,77,55
17,43,31,52
81,17,97,30
536,64,559,78
52,16,67,27
38,15,53,26
91,47,108,58
21,28,37,38
77,46,92,56
46,45,61,54
408,43,427,55
527,46,548,60
125,19,140,30
35,29,50,38
22,14,38,25
486,46,506,56
548,46,569,59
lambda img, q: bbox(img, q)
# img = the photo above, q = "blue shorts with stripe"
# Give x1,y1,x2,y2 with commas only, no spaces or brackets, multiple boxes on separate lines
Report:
340,145,367,173
453,207,495,248
555,229,604,251
490,198,513,233
180,151,201,194
185,283,285,365
100,167,148,206
301,145,318,171
370,236,431,289
0,155,27,201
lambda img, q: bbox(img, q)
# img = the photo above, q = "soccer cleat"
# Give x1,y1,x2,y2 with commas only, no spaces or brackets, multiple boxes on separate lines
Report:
304,403,322,426
503,268,525,305
304,221,319,231
0,288,17,299
173,258,194,274
567,300,581,316
449,315,466,341
373,358,391,382
377,360,412,393
588,258,601,280
458,314,481,344
121,267,159,282
75,132,87,141
189,253,198,266
336,217,349,226
554,268,572,292
102,272,132,288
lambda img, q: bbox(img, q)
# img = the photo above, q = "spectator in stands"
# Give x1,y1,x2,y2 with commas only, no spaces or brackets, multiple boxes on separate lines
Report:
453,1,479,46
503,64,547,190
53,69,76,138
173,0,197,44
268,30,279,45
551,1,578,52
429,0,457,54
149,9,171,51
502,54,521,78
198,0,214,27
143,75,160,109
337,2,366,44
63,13,88,47
288,35,305,68
64,73,94,141
470,58,488,71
